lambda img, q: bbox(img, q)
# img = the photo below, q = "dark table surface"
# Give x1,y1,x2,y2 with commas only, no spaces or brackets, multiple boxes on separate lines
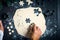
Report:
0,0,59,40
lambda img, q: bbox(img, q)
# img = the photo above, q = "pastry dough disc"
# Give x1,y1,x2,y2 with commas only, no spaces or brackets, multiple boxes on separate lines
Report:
13,7,46,38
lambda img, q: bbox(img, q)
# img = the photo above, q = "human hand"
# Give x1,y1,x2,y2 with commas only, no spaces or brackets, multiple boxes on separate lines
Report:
27,23,42,40
0,20,4,32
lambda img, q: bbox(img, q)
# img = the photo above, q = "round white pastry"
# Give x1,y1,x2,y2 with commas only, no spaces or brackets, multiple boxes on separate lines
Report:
13,7,46,37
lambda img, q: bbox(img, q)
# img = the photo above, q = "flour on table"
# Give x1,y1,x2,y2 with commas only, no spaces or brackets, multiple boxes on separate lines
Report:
13,7,46,37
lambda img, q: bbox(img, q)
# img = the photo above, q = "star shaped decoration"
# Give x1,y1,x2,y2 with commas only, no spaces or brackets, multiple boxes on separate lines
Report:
25,18,31,23
34,9,39,13
34,9,41,16
19,1,24,6
26,0,33,5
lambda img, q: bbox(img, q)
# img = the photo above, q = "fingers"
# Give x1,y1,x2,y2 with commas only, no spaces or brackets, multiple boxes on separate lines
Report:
29,23,35,32
33,25,40,32
26,23,35,38
32,24,42,34
30,23,41,33
33,25,39,31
